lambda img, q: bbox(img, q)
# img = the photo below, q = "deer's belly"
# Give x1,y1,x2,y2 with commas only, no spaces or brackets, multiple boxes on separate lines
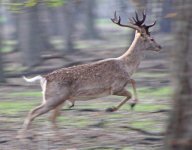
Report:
70,87,111,101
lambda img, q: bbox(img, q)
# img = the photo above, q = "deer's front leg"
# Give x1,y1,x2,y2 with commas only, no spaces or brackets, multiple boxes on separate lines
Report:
106,89,132,112
129,79,138,108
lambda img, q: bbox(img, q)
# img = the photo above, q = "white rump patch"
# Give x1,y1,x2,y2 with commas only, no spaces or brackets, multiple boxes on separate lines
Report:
40,78,47,104
23,75,47,103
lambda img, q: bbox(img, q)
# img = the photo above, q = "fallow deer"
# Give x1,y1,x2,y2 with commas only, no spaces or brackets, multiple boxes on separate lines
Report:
20,11,161,133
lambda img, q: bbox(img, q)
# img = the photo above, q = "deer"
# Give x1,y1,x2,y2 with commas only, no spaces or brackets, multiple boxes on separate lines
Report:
19,11,161,136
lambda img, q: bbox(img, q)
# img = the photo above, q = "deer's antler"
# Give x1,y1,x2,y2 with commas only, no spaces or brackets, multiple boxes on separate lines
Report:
145,21,156,29
143,20,156,35
111,11,141,31
132,11,146,26
112,11,157,35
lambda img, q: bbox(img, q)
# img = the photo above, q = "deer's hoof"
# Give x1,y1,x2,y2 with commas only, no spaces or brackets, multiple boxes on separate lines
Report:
130,103,136,110
105,107,117,112
68,104,74,109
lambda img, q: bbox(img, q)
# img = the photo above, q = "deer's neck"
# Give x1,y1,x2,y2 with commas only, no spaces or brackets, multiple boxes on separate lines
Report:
118,32,145,75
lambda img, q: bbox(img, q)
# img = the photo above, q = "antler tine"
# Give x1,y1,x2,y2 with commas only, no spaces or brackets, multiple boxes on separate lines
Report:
132,17,137,23
135,12,139,22
111,11,117,23
144,20,157,35
118,16,121,24
146,20,156,28
111,11,141,31
141,10,146,24
129,18,134,24
133,11,146,26
114,11,117,21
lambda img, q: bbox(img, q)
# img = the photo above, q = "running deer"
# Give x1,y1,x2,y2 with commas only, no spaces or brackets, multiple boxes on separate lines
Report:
20,11,161,133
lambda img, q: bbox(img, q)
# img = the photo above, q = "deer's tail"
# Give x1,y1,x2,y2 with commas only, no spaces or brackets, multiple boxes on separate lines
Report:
23,75,43,83
23,75,47,93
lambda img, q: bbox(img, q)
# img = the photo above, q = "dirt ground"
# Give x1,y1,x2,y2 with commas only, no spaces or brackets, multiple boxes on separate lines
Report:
0,30,172,150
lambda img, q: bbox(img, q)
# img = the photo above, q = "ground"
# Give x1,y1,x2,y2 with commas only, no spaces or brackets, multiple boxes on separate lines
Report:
0,25,172,150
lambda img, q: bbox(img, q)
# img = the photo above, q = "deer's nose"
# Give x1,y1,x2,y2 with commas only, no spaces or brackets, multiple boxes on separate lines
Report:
158,45,162,49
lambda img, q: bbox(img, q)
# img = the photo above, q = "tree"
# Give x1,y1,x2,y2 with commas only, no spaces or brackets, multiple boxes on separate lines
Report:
160,0,172,33
0,6,5,83
0,36,5,83
17,3,42,67
83,0,99,39
63,0,77,52
165,1,192,150
37,2,55,51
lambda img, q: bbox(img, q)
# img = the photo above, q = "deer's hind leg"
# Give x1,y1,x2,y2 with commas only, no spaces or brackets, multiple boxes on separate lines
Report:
21,86,70,133
22,102,53,131
49,102,65,129
106,88,132,112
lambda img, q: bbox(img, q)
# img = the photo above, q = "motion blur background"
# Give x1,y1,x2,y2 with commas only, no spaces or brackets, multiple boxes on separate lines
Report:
0,0,191,150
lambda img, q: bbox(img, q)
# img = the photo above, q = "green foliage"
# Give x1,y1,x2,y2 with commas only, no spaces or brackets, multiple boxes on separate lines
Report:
1,40,17,53
25,0,37,7
46,0,65,7
3,0,66,12
7,3,24,13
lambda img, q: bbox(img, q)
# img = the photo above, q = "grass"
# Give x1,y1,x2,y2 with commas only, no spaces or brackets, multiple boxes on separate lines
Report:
0,86,170,133
0,100,39,115
134,72,168,78
6,86,172,98
10,91,42,97
130,120,156,129
136,86,172,99
122,103,169,112
0,86,171,115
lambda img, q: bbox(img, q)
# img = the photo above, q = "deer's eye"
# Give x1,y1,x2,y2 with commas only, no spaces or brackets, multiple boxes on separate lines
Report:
151,38,154,41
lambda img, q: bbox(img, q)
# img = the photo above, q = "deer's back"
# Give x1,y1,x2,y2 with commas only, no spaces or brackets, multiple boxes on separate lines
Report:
45,58,128,85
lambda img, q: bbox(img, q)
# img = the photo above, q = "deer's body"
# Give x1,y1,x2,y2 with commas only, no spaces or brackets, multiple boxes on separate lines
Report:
44,35,143,101
43,33,144,101
18,11,161,136
46,58,126,100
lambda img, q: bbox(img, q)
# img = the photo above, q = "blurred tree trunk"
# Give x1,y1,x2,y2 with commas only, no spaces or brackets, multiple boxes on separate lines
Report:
53,6,68,52
18,4,42,67
165,1,192,150
83,0,99,39
160,0,172,33
0,7,5,82
48,7,60,36
0,37,5,83
63,0,76,52
38,3,55,51
0,52,5,83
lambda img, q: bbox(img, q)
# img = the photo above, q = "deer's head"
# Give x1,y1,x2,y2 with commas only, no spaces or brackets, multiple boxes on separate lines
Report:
111,11,162,52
